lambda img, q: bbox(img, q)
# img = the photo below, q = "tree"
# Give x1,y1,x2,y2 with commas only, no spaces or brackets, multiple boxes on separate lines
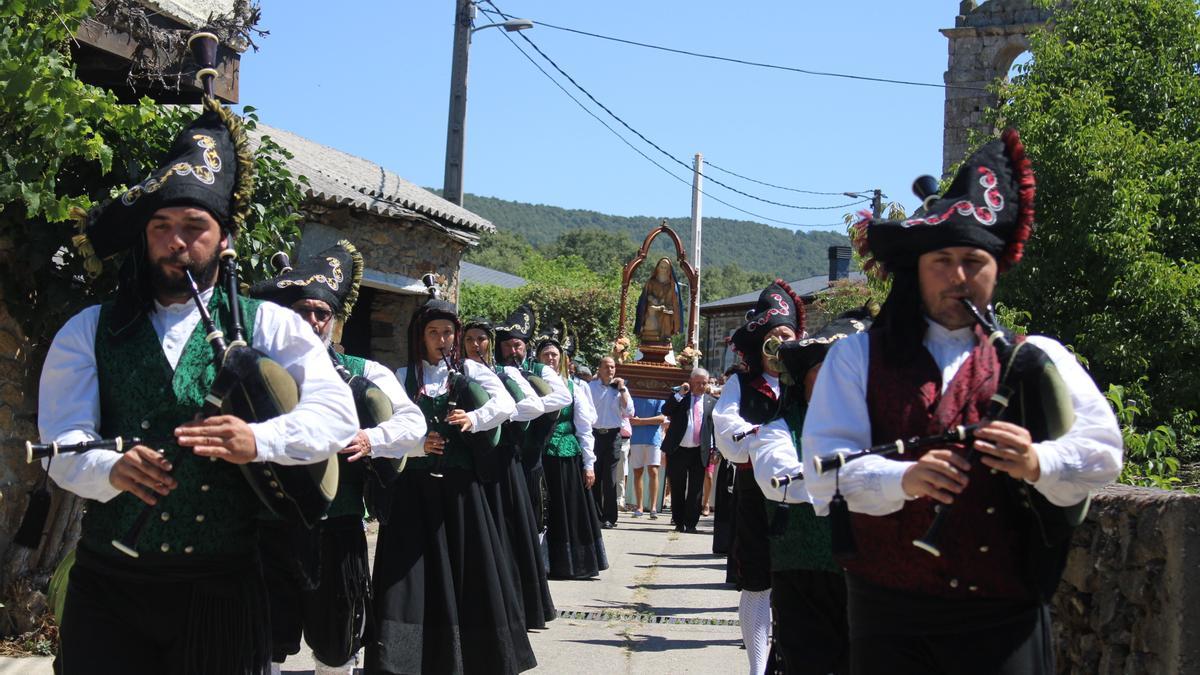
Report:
464,229,535,276
992,0,1200,441
0,0,304,635
546,228,639,277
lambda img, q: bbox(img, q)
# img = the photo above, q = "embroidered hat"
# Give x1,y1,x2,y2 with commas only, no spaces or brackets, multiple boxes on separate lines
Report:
72,98,254,276
494,305,535,344
778,304,876,379
730,280,806,362
852,128,1035,277
248,240,363,322
534,318,567,357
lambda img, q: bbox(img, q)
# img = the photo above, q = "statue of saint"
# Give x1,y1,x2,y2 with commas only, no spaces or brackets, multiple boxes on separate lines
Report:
634,257,685,344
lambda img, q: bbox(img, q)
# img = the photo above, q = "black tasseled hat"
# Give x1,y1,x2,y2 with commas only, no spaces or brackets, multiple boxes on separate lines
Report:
71,98,254,277
494,305,535,343
779,305,875,379
852,128,1035,277
730,280,806,362
248,240,364,321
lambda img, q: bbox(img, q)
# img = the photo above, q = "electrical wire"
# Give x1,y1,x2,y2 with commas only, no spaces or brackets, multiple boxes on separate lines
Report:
530,19,988,92
484,17,849,229
479,3,868,213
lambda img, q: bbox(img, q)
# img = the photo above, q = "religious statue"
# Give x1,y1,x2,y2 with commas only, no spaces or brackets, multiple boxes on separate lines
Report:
634,257,685,344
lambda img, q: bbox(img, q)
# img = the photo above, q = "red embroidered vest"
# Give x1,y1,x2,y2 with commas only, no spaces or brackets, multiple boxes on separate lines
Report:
839,329,1032,601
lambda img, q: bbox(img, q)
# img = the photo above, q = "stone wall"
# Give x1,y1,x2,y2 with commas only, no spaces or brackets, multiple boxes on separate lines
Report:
301,204,468,369
1052,484,1200,674
940,0,1053,173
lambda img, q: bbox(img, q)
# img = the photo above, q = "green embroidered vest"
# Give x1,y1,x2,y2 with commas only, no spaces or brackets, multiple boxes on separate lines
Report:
404,365,474,471
768,399,839,574
545,379,581,458
326,352,368,519
84,287,263,558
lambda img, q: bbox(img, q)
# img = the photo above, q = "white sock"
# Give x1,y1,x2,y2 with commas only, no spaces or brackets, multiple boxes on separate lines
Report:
739,589,772,675
313,655,357,675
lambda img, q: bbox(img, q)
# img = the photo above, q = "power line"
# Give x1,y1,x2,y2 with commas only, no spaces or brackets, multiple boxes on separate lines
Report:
702,160,852,197
479,3,867,213
482,15,848,229
530,19,988,92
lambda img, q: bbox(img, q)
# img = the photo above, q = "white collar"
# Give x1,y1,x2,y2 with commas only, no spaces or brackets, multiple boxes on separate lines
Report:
153,286,212,315
925,317,976,345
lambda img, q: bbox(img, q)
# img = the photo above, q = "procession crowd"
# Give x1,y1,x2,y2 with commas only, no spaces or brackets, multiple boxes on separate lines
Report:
32,77,1124,675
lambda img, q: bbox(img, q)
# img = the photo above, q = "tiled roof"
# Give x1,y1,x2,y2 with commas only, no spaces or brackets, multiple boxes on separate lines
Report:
250,123,495,236
699,272,866,312
461,262,528,289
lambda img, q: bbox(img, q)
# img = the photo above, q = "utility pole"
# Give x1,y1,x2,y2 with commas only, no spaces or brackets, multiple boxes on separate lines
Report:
690,153,703,345
871,188,883,219
442,0,474,206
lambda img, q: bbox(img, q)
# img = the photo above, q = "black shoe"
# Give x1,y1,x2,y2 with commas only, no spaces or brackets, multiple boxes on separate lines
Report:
674,524,685,532
601,521,612,529
608,521,618,528
685,526,698,533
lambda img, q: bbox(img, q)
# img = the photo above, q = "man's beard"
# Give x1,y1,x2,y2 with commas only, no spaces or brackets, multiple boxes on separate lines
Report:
150,250,222,297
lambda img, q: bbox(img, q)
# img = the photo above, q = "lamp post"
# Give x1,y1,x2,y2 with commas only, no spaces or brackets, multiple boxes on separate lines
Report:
442,0,533,206
844,188,885,219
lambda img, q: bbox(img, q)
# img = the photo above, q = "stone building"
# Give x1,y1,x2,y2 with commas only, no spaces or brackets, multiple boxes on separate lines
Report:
252,124,495,370
698,246,860,374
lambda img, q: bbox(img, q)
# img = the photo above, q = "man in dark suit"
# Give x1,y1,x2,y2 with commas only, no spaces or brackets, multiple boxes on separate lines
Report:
661,367,716,533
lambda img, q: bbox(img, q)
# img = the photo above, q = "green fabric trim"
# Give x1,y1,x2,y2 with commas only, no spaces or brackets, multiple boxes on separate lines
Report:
403,364,474,471
767,399,840,573
545,379,581,458
85,286,263,557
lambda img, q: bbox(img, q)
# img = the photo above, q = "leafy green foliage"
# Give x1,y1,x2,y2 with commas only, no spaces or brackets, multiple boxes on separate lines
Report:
993,0,1200,446
1107,383,1182,489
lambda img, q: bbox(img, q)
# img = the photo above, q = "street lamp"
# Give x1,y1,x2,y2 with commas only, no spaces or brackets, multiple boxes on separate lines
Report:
844,189,885,218
442,2,534,206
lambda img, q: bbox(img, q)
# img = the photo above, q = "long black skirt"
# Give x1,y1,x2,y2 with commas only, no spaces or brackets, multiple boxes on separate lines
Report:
728,467,771,592
366,466,536,675
484,451,557,629
542,454,609,579
712,459,736,555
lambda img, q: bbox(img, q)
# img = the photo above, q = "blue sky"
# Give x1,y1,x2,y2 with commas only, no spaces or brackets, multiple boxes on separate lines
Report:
239,2,981,231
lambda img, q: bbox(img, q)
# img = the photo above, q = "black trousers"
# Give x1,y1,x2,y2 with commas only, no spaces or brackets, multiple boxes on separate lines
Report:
592,428,620,524
771,569,849,675
666,446,705,529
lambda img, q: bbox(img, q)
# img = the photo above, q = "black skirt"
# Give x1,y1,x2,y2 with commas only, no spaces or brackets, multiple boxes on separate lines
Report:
366,467,536,675
711,458,736,555
542,454,609,579
728,467,772,592
484,451,556,629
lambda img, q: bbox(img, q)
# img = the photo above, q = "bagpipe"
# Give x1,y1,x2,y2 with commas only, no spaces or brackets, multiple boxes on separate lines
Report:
420,274,501,482
814,298,1086,597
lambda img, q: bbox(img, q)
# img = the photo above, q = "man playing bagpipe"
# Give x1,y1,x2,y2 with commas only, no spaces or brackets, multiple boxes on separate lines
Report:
38,93,358,674
802,129,1123,675
712,280,807,675
248,240,426,675
740,308,875,675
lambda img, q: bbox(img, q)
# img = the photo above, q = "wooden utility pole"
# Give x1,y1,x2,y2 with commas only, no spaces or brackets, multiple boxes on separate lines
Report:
690,153,704,345
442,0,474,206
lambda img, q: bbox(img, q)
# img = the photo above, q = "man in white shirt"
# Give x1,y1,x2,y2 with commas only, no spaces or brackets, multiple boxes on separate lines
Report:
40,98,357,675
802,130,1122,675
588,356,634,528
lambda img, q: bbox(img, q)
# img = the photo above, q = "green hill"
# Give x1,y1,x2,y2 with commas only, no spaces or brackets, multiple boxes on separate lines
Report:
457,192,851,282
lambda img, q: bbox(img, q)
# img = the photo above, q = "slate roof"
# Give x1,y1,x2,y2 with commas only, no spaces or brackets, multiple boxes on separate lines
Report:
460,262,528,289
250,123,495,237
700,272,866,312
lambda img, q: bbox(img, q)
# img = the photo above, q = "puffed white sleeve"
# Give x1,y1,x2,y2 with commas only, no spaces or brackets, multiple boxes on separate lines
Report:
573,383,598,470
712,376,756,463
537,367,572,413
462,359,516,432
40,306,125,502
361,359,427,459
748,418,809,504
801,333,912,516
1025,336,1124,505
504,365,546,422
249,303,358,464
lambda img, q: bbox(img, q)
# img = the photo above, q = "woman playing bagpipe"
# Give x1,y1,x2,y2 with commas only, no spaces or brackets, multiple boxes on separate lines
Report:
36,33,358,675
535,325,610,579
367,278,535,674
248,240,426,675
711,280,806,675
738,307,875,675
462,313,557,630
801,130,1123,675
492,306,573,536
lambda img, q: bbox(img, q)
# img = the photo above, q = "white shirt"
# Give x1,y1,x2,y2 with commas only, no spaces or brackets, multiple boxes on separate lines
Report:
395,359,516,457
360,359,427,459
39,289,358,503
746,417,809,504
801,323,1124,516
712,372,781,463
587,379,634,429
500,364,546,423
571,377,598,470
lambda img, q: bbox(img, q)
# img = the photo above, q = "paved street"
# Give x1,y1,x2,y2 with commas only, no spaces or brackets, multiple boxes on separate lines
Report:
0,512,744,674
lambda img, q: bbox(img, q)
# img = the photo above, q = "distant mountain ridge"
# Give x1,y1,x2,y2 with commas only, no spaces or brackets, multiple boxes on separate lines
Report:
456,192,851,281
